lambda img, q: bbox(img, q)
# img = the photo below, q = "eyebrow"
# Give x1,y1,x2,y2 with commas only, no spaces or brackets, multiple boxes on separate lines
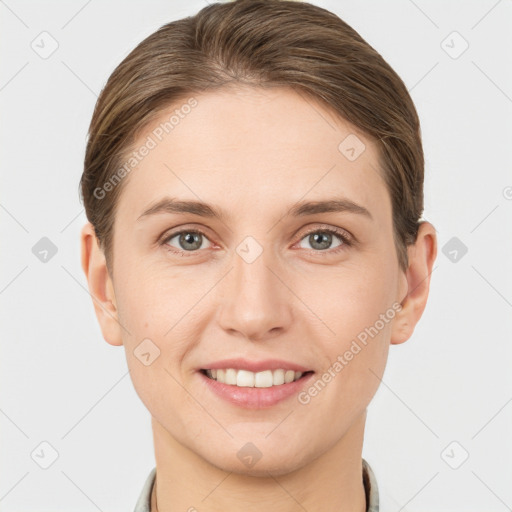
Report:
136,196,373,222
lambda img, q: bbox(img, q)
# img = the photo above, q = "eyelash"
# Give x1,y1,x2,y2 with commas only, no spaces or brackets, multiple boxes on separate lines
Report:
159,225,353,257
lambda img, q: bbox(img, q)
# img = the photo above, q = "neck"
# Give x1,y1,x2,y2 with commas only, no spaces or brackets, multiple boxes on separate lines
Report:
151,411,367,512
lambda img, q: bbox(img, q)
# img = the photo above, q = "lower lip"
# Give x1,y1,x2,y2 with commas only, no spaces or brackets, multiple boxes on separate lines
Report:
198,370,315,409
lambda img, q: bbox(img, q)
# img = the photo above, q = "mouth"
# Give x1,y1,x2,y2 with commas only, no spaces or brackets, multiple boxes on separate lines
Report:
200,368,315,388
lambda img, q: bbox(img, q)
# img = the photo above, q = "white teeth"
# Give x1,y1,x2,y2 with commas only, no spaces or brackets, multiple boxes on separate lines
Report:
205,368,306,387
225,368,237,385
285,370,295,383
254,370,273,388
273,369,285,385
237,370,255,387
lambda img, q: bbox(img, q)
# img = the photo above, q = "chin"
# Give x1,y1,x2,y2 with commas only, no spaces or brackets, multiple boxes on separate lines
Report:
198,439,312,478
212,454,307,478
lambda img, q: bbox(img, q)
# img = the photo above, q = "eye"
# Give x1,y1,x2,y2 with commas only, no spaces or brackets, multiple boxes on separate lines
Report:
296,226,352,254
162,229,212,255
160,225,353,257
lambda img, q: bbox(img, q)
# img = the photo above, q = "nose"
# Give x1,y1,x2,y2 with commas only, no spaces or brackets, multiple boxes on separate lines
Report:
216,243,293,342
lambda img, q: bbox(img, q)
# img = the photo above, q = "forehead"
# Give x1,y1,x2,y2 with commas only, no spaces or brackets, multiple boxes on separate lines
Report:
115,85,389,225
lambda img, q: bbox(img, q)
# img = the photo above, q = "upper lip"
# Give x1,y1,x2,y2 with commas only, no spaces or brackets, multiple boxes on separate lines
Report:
199,358,313,373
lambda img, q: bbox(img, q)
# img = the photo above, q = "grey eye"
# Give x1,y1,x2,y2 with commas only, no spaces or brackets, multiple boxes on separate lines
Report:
298,231,344,251
166,231,211,252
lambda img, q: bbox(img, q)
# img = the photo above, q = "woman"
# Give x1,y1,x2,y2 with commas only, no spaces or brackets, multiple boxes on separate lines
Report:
79,1,437,510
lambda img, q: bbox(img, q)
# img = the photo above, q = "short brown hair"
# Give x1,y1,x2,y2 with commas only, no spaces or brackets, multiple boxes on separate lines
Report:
80,0,424,275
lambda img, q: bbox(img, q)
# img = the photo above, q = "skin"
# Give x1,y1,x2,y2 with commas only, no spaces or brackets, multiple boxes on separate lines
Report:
81,85,437,512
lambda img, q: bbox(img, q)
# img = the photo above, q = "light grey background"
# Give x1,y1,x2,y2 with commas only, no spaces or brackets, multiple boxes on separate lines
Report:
1,0,511,510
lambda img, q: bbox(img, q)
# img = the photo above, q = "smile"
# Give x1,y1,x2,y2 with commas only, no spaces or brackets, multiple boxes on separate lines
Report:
201,368,313,387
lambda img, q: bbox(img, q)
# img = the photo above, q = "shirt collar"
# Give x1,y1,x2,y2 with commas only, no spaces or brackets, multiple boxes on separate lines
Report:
134,458,379,512
133,466,155,512
362,458,380,512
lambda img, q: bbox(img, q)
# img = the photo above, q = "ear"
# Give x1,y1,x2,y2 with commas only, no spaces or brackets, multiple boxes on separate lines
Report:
391,221,437,345
80,222,123,346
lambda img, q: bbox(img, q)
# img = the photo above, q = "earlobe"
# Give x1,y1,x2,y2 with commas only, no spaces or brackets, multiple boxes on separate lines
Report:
80,222,123,346
390,221,437,345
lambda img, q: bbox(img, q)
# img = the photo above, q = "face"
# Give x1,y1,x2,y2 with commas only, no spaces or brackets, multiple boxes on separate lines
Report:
106,86,409,475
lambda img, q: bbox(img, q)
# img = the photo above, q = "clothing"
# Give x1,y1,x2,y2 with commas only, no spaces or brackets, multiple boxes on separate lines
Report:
134,458,379,512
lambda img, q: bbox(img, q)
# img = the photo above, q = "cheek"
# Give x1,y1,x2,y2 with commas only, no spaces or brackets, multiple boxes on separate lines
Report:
309,260,397,341
114,253,192,335
304,261,396,395
114,258,209,381
126,356,202,442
